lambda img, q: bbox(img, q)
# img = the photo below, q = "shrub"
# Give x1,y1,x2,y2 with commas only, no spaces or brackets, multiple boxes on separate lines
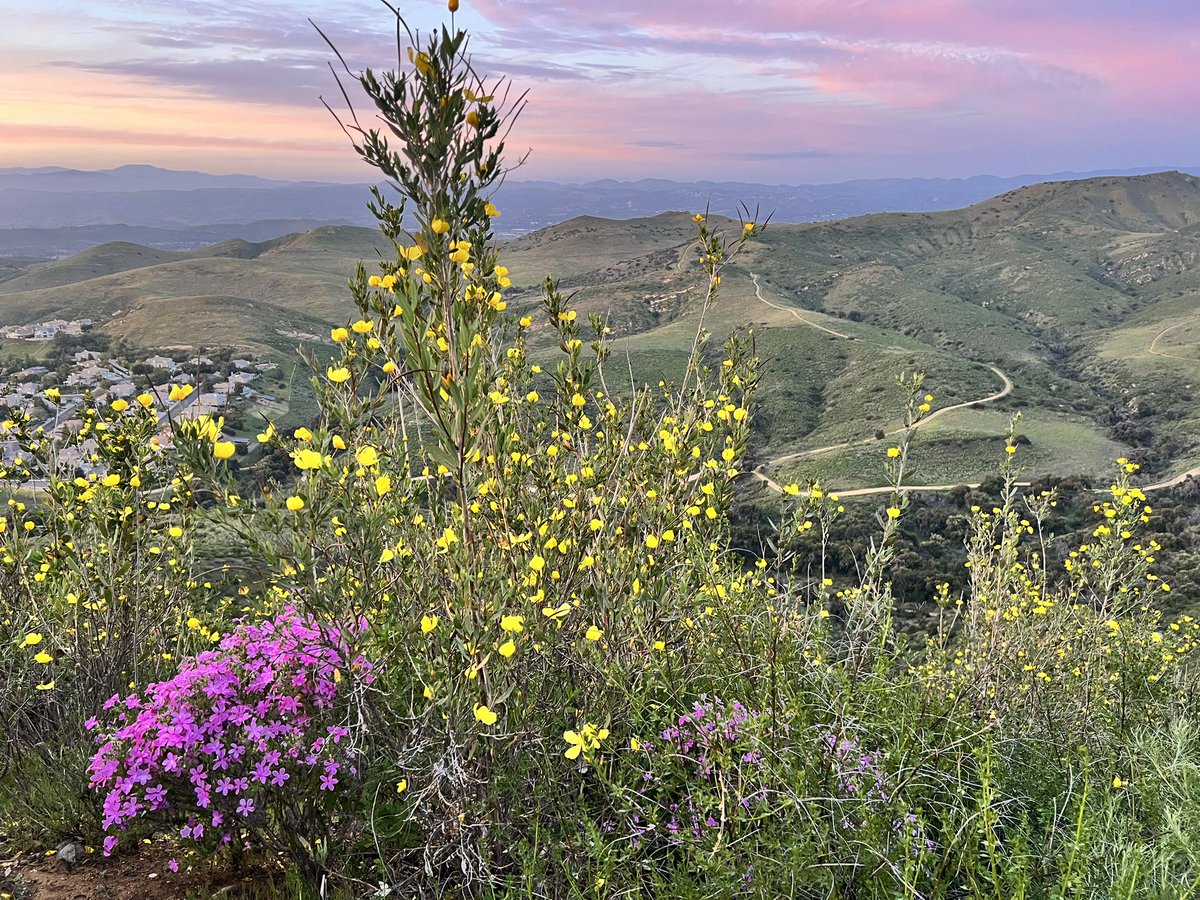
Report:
88,607,373,882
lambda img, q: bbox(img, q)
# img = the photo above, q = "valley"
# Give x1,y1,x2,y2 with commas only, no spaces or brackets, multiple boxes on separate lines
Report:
1,171,1199,494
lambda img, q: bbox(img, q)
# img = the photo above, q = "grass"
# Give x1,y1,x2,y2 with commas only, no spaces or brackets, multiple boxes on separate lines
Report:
777,407,1125,490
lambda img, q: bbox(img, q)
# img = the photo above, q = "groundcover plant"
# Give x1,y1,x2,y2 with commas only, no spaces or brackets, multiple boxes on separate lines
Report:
2,4,1199,898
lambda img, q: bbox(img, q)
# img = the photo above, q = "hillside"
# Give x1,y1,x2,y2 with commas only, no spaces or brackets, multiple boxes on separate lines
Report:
1,172,1198,489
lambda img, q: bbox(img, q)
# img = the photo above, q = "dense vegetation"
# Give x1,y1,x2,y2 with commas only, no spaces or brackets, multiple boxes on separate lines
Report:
2,10,1200,899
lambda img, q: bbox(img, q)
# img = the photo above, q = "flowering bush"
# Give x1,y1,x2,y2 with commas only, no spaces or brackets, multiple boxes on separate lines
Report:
88,607,373,879
623,696,772,855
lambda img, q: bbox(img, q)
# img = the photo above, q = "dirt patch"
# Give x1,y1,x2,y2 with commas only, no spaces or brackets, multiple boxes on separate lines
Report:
1,847,284,900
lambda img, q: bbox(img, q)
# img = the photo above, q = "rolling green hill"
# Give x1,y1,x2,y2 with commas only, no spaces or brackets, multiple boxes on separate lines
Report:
2,172,1199,490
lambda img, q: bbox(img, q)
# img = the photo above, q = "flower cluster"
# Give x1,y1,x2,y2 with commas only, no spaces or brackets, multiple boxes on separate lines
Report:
87,607,373,859
821,730,891,806
627,696,770,850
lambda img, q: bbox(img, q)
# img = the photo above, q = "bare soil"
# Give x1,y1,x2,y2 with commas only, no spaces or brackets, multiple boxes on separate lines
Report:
1,847,284,900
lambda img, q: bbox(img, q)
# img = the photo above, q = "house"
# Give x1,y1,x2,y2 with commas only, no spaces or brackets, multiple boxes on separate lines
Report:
145,355,177,371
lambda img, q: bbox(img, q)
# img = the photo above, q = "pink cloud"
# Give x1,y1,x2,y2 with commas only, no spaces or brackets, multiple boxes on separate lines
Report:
2,0,1197,181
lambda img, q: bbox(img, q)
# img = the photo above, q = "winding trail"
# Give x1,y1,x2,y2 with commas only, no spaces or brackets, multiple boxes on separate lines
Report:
1148,320,1200,364
745,273,1200,499
1142,464,1200,492
751,463,1199,500
769,365,1012,467
747,271,1013,466
750,273,852,338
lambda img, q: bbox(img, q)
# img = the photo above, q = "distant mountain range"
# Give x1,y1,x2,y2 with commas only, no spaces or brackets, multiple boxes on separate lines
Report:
3,163,1200,258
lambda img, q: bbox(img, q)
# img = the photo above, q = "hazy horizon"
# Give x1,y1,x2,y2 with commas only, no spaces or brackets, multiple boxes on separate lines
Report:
5,161,1200,191
4,1,1199,184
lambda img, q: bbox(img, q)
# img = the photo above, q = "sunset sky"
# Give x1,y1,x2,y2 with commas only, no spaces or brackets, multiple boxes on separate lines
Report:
3,0,1198,184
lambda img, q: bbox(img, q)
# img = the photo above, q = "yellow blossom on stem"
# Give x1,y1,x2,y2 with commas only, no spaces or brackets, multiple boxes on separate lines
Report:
293,449,324,471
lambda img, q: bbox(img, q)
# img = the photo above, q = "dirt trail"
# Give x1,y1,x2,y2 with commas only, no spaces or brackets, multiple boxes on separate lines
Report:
745,274,1198,498
1148,319,1199,363
749,273,852,338
747,271,1013,467
751,464,1197,500
769,365,1012,467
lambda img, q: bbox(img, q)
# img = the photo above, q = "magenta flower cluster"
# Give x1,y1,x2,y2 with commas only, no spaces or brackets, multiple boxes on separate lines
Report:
87,607,373,858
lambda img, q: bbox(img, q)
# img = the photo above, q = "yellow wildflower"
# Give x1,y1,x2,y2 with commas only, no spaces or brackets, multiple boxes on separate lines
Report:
293,449,324,471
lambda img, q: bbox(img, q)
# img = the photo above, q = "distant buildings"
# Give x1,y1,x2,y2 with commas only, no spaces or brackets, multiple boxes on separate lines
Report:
2,319,92,341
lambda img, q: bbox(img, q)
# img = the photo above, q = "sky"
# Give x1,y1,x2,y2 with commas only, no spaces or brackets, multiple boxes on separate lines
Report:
2,0,1199,184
